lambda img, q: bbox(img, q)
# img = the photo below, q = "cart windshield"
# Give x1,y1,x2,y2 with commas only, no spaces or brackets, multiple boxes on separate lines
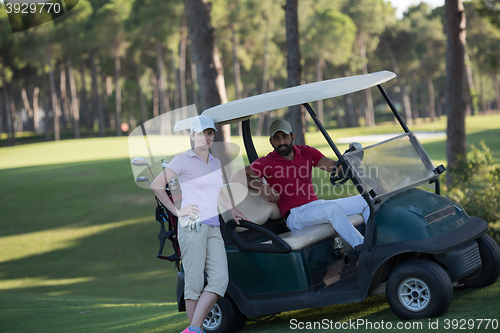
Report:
343,132,437,201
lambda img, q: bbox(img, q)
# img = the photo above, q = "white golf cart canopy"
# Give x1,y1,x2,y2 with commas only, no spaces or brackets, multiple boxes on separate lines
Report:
173,70,395,132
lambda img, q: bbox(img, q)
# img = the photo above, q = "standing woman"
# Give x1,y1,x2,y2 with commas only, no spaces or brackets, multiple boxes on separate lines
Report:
151,115,248,333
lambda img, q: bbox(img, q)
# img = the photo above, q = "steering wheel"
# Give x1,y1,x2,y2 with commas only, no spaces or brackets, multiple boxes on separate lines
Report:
330,142,363,187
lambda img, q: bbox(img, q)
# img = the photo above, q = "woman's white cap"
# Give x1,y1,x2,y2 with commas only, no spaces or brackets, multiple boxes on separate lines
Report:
190,115,218,133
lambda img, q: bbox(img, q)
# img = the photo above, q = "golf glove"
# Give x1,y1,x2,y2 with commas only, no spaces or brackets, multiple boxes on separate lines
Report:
187,214,202,232
349,142,362,150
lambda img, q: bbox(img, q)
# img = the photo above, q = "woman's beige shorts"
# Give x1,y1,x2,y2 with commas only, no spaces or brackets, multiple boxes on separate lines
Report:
178,223,229,301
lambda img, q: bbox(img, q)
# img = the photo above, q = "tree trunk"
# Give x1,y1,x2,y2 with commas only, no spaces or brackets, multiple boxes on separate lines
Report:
172,53,181,132
1,91,6,136
445,0,467,184
284,0,305,145
156,41,169,115
410,72,419,122
493,74,500,113
190,60,200,109
315,56,324,124
9,84,16,144
420,78,429,120
436,90,443,118
135,63,148,124
256,23,271,136
426,74,436,122
331,97,342,129
343,93,355,128
46,35,61,141
151,73,159,118
21,78,35,131
479,67,486,114
184,0,230,142
173,53,181,111
67,56,80,138
60,63,71,131
464,50,475,115
263,77,274,132
2,83,15,146
104,75,112,129
231,23,243,101
231,22,243,136
179,18,188,109
115,53,122,136
33,87,40,132
80,59,90,131
9,88,18,135
90,51,105,137
21,87,33,131
156,41,170,135
359,34,375,127
341,68,355,128
42,73,50,141
382,39,412,124
179,20,189,131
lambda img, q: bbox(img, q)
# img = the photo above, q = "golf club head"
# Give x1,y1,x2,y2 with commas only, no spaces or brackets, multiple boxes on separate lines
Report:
131,157,150,167
135,176,151,184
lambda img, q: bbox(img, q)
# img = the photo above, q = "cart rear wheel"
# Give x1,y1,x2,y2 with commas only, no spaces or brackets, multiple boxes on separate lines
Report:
386,260,452,320
203,296,246,333
459,234,500,289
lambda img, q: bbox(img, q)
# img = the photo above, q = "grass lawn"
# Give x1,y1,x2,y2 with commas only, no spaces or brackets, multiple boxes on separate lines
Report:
2,284,500,332
1,113,500,332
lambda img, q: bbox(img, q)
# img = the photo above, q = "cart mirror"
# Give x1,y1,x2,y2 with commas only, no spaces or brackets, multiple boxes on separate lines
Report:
434,165,446,175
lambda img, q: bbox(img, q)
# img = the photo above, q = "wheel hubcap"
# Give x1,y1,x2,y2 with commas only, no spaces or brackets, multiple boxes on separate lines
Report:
203,303,222,330
398,277,431,312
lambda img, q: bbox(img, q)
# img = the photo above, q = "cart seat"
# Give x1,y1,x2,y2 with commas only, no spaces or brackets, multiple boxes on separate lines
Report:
219,183,365,250
219,182,282,231
263,215,364,250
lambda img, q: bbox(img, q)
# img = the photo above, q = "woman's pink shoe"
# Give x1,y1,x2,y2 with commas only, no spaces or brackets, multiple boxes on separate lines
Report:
180,327,204,333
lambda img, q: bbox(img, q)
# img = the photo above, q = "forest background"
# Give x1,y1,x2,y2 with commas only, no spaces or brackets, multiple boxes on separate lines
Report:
1,0,500,146
2,1,500,332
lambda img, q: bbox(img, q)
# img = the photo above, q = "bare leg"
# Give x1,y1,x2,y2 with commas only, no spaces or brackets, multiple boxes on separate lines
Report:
190,291,219,328
185,299,197,324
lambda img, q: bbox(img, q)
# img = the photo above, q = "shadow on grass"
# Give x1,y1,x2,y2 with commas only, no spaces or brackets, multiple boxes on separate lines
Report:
0,158,181,302
0,158,153,237
0,293,188,333
242,282,500,332
0,216,180,301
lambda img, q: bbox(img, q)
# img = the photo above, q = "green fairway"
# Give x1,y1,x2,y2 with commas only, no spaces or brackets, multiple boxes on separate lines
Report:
0,293,187,333
1,113,500,332
1,284,499,332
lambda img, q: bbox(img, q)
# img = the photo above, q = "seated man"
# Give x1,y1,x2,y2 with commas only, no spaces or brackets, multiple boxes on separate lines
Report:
233,119,370,251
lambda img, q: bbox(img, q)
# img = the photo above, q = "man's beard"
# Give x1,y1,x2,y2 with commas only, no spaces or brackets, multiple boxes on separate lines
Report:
275,143,293,156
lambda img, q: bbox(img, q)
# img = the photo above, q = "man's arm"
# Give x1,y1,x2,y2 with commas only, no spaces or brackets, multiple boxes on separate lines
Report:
316,156,338,174
232,166,280,203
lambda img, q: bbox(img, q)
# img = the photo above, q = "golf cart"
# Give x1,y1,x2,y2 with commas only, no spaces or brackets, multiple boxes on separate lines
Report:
169,71,500,332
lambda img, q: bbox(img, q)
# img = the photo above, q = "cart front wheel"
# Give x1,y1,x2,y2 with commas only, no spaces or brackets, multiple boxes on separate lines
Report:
459,234,500,289
203,296,246,333
386,260,452,320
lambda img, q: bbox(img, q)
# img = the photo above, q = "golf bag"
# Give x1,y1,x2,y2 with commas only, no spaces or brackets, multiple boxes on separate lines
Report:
155,190,181,271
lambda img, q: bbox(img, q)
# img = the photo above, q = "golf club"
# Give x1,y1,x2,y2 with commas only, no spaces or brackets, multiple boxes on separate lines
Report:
135,176,151,185
131,157,155,179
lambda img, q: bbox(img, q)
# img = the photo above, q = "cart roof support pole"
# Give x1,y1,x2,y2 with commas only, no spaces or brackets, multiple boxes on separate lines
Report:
377,84,410,133
242,119,259,164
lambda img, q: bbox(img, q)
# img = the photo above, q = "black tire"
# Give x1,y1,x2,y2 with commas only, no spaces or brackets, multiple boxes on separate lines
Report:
386,260,453,320
203,296,246,333
459,234,500,289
